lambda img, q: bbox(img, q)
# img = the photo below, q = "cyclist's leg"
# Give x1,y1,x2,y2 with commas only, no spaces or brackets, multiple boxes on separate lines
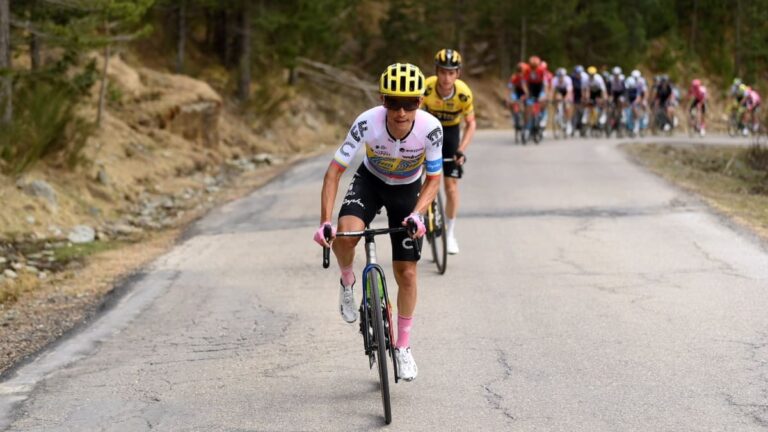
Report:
382,179,421,374
441,124,461,218
336,167,383,280
440,125,462,252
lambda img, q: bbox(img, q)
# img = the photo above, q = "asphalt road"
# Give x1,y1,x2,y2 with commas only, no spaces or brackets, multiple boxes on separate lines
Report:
1,131,767,431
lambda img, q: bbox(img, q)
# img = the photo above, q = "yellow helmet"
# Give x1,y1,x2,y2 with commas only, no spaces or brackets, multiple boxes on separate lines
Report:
435,48,462,70
379,63,425,97
587,66,597,75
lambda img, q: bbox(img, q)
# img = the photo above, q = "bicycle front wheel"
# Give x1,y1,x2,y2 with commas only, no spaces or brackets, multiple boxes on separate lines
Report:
368,270,392,424
429,193,448,275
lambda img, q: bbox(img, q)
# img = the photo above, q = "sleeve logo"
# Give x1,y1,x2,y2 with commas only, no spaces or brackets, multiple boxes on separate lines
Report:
340,141,355,157
427,127,443,147
350,120,368,143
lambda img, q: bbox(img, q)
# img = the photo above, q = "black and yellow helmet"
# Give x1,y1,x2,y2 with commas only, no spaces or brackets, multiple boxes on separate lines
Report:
434,48,462,70
379,63,425,97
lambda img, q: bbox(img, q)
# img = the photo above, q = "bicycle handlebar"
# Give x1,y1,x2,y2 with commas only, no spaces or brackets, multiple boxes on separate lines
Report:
321,222,421,268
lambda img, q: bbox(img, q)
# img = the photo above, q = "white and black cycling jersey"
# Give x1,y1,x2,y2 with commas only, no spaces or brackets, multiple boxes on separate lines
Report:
588,74,607,92
332,106,444,185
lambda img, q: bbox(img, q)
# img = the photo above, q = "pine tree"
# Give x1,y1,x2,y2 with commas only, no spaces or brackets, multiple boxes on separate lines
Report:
0,0,11,124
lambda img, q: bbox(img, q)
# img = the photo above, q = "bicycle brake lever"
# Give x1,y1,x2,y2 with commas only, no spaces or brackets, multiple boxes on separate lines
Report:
322,225,332,269
406,219,421,260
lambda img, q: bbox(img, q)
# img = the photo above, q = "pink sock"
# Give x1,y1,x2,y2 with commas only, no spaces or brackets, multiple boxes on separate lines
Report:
340,264,355,287
396,315,413,348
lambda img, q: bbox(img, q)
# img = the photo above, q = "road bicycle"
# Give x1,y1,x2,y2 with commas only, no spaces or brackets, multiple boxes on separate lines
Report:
651,104,674,136
525,100,545,144
605,99,624,138
687,103,706,137
727,102,743,137
552,99,569,139
322,222,419,425
509,100,525,144
425,190,447,274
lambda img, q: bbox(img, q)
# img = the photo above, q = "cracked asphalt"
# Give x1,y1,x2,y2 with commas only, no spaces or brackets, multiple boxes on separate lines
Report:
2,131,768,431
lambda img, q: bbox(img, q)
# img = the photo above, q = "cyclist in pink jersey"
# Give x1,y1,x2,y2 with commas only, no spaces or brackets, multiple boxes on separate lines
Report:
688,79,708,135
741,86,761,134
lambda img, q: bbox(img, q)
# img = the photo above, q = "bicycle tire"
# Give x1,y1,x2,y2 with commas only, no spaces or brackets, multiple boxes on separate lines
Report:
368,270,392,424
429,193,448,274
727,114,739,137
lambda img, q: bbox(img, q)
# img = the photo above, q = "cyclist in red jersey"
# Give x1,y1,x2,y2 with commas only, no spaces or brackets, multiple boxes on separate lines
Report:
506,62,529,130
523,56,549,132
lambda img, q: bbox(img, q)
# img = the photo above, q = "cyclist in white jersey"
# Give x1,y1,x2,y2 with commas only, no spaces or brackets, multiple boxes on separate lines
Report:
551,68,574,135
314,63,443,382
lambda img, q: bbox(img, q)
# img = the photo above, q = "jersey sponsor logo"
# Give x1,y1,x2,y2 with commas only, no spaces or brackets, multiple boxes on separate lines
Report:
426,158,442,173
399,147,423,154
427,127,443,146
340,141,355,157
458,93,469,102
425,86,433,96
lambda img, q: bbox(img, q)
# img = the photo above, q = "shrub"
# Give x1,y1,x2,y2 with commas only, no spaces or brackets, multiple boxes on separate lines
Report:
0,76,93,175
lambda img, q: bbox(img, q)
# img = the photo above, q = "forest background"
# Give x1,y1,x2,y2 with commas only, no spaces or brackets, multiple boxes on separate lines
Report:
1,0,767,175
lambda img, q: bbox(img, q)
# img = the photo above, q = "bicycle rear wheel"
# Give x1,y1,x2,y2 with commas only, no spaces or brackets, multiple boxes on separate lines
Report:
368,270,392,424
429,193,448,275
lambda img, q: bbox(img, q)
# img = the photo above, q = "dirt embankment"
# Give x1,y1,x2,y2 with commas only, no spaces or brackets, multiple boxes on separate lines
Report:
0,57,510,376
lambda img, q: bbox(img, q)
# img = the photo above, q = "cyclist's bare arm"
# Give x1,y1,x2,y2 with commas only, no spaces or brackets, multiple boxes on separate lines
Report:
413,175,441,215
320,162,344,224
458,113,476,156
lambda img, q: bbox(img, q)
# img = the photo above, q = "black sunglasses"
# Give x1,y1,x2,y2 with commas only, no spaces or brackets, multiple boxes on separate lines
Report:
383,97,421,111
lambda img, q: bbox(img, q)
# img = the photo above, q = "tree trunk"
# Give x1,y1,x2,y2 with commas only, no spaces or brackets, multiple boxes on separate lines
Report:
30,33,41,70
520,16,527,62
690,0,698,53
453,0,465,54
735,0,741,77
176,0,187,74
0,0,12,124
237,0,251,103
498,21,509,80
97,43,111,127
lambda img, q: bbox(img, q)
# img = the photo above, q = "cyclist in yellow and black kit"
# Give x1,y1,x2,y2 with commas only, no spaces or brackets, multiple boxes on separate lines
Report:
421,48,476,255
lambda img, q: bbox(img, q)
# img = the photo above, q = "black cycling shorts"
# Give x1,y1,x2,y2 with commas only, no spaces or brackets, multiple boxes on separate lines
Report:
442,124,463,179
589,89,602,103
690,99,706,114
339,165,422,261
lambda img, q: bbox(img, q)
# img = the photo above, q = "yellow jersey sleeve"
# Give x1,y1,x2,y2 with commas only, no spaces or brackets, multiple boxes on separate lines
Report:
421,76,474,127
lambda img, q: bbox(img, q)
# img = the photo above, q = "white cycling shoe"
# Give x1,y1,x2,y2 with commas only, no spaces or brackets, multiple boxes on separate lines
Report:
447,235,460,255
395,347,418,381
339,279,358,323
